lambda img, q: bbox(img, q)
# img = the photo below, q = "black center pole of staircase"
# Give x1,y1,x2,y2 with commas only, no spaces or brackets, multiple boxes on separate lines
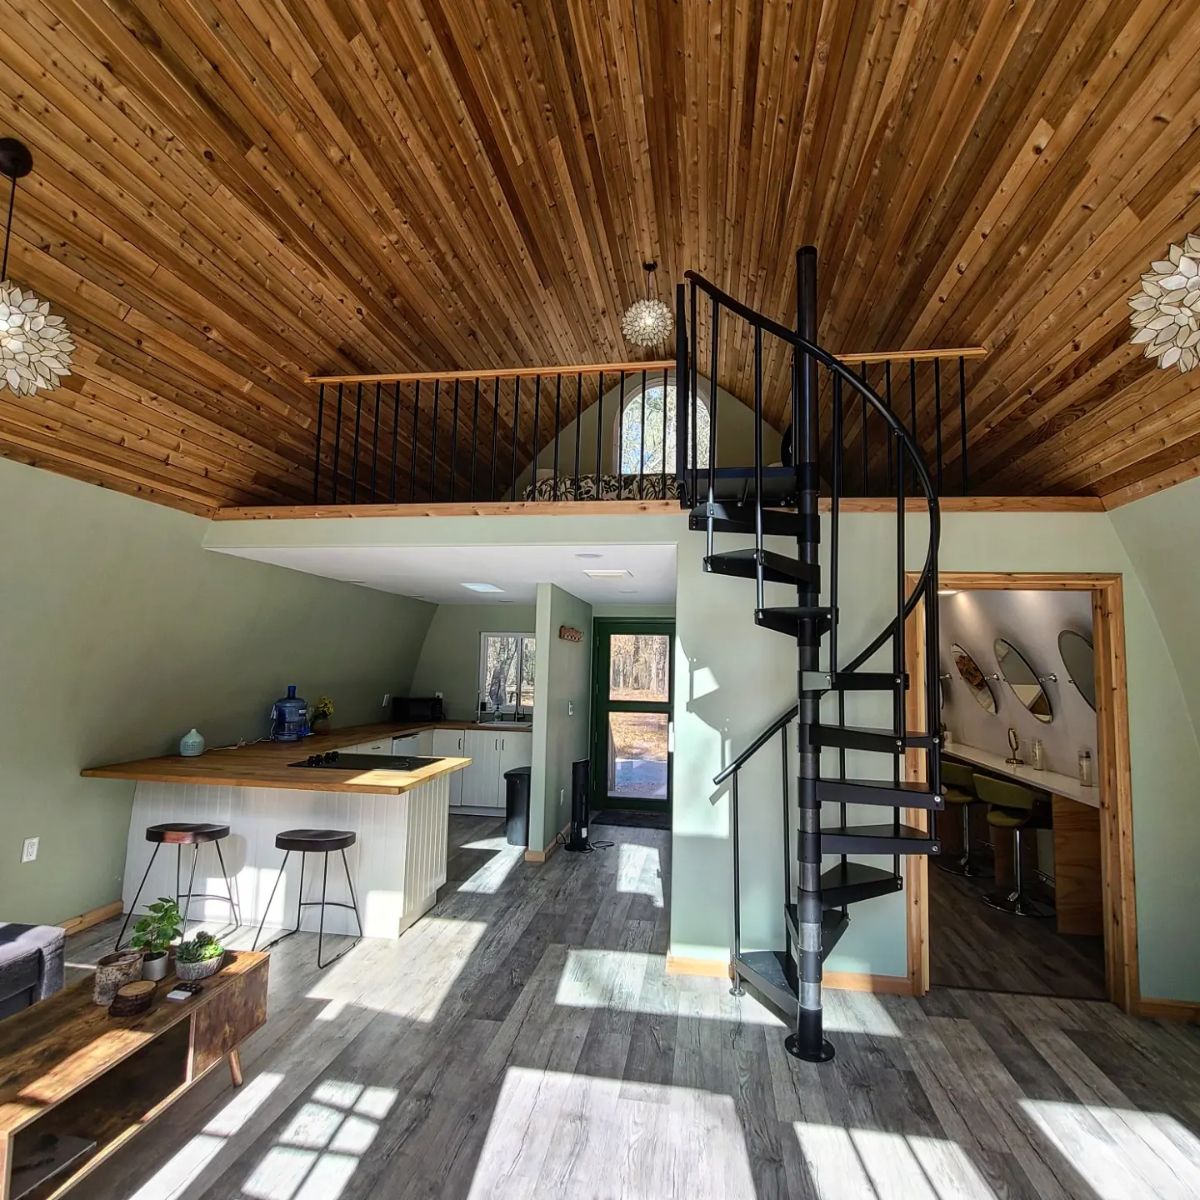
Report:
788,244,834,1064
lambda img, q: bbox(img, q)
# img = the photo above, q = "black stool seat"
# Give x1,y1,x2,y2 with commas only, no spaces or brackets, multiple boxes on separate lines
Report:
146,822,230,845
275,828,356,853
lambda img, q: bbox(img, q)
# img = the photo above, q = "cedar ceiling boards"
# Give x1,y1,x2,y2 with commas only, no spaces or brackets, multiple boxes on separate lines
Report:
0,1,1197,514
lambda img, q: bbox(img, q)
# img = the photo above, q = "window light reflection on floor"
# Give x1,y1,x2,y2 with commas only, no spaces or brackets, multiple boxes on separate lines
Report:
615,840,664,907
455,836,525,894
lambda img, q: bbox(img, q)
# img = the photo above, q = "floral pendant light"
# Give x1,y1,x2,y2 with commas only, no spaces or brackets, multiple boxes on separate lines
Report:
0,138,75,395
1130,234,1200,372
621,260,673,348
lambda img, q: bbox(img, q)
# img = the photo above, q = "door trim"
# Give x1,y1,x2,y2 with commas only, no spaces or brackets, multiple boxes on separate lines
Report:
904,571,1138,1012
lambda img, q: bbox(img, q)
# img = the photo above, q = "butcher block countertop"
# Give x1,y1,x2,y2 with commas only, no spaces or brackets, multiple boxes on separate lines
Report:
80,721,485,795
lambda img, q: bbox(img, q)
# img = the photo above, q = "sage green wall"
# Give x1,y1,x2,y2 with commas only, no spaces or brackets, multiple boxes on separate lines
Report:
410,603,537,720
204,505,1200,1001
530,584,593,851
1109,475,1200,747
0,456,435,925
509,373,782,498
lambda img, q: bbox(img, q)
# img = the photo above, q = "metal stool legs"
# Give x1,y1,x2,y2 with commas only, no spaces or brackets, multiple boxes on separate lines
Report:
983,827,1055,917
252,849,364,968
935,803,991,878
115,842,161,951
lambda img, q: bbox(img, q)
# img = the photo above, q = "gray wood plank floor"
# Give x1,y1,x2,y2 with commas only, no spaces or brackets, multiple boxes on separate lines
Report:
929,864,1106,999
62,816,1200,1199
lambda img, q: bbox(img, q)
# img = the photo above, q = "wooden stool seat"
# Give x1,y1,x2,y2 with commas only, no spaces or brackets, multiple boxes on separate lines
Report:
146,822,230,845
275,828,356,854
975,774,1053,918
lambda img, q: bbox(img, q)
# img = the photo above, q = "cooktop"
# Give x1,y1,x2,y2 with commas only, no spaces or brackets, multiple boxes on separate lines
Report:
289,752,445,771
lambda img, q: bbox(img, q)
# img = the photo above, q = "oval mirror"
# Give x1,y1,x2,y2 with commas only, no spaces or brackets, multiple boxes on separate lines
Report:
1058,629,1096,711
950,643,997,713
994,637,1053,723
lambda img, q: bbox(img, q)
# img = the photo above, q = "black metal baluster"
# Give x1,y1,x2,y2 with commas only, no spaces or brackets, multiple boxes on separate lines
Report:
532,375,542,495
490,377,500,501
332,384,344,505
707,302,720,558
884,362,894,494
752,327,764,611
594,371,604,491
661,366,668,496
959,356,968,496
350,383,363,503
909,358,918,494
390,382,400,502
511,378,521,500
370,381,382,501
470,377,480,501
409,382,419,503
832,370,847,885
430,380,441,502
894,426,906,862
552,374,562,502
617,371,626,499
312,383,325,504
639,368,647,498
934,360,944,495
859,364,868,497
450,379,461,502
690,280,699,500
574,372,583,498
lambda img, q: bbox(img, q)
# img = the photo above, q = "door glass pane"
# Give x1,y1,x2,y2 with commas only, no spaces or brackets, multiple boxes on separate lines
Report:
608,634,670,701
607,713,668,799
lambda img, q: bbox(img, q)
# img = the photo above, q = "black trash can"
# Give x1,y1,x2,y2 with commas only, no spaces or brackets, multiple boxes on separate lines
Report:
504,766,532,847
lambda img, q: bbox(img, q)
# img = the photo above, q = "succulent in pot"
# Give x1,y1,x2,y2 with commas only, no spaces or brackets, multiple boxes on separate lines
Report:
130,897,182,981
175,930,226,981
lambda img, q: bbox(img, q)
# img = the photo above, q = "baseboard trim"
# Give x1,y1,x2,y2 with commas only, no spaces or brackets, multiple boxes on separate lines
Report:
665,954,732,979
524,821,571,864
823,971,914,996
1134,996,1200,1023
58,899,123,936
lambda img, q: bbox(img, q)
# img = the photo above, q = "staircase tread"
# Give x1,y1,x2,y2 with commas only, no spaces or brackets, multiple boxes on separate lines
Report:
821,822,935,840
822,777,940,794
821,861,899,886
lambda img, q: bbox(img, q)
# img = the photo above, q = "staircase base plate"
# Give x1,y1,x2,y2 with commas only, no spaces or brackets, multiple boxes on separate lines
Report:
785,1034,835,1063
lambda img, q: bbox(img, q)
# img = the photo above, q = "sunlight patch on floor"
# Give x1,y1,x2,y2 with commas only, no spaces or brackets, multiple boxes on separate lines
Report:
456,838,526,894
468,1067,756,1198
615,839,664,906
240,1080,398,1200
126,1071,284,1200
1019,1099,1200,1199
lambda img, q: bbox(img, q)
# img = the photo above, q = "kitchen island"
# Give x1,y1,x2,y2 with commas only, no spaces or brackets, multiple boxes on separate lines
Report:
83,723,473,940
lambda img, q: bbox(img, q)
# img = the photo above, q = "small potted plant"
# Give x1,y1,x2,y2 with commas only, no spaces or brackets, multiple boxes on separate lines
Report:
311,695,334,733
175,930,226,981
130,897,182,981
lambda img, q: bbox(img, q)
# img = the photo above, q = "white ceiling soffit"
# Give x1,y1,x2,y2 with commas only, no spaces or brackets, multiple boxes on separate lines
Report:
213,543,677,605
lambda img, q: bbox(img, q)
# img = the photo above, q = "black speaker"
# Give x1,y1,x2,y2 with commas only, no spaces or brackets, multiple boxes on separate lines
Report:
564,759,591,852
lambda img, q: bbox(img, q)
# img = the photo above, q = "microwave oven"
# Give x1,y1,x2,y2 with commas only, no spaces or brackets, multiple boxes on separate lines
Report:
392,695,445,723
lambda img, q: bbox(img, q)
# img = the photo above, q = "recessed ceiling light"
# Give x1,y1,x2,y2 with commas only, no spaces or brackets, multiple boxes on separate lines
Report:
575,552,603,559
938,588,959,596
461,582,505,593
583,569,630,579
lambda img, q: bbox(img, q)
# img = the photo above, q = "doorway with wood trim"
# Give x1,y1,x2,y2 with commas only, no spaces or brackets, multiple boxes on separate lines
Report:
903,572,1137,1011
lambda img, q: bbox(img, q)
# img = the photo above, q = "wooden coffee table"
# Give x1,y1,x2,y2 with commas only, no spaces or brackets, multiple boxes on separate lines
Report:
0,950,268,1199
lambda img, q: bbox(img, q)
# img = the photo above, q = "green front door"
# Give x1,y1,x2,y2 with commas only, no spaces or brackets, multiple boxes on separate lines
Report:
590,619,675,813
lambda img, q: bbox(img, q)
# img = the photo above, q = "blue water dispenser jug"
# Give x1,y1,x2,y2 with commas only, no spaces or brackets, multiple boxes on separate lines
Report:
270,685,310,741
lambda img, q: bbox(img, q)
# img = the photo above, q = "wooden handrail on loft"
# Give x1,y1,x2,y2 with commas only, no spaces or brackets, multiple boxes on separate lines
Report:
832,346,987,365
305,360,675,384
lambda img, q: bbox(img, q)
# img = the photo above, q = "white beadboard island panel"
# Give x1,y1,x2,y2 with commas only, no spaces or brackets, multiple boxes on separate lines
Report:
121,775,451,938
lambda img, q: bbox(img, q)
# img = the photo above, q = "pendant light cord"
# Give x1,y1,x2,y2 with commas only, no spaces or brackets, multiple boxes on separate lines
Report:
1,174,15,281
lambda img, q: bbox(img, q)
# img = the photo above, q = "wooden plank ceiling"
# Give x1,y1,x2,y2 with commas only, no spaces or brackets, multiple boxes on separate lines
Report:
1,0,1198,513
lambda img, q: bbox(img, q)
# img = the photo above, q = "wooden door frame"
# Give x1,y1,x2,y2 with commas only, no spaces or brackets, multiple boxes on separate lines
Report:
903,571,1138,1012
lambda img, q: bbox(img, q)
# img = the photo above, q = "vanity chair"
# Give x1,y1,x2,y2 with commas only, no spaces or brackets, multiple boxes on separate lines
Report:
974,774,1054,918
934,761,988,877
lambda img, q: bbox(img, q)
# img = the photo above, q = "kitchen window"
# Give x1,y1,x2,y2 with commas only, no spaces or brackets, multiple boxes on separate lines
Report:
478,633,536,717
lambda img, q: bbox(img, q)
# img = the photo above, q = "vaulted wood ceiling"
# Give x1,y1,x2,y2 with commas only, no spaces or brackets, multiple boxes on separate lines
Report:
1,0,1197,513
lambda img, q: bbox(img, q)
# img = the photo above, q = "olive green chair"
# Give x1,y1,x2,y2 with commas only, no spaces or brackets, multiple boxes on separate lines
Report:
973,774,1054,918
934,760,989,878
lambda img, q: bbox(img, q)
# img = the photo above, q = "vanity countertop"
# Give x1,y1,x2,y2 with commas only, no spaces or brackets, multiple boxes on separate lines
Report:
943,742,1099,808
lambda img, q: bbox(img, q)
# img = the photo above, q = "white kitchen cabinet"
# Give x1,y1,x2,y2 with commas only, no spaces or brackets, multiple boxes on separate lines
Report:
353,737,391,755
495,731,533,807
392,735,420,756
432,728,466,806
461,731,502,808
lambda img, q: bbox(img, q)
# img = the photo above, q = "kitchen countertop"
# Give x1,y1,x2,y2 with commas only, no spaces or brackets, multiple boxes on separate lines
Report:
80,721,501,795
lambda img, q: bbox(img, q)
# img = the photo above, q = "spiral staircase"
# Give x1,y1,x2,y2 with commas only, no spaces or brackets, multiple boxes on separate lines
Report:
673,247,944,1062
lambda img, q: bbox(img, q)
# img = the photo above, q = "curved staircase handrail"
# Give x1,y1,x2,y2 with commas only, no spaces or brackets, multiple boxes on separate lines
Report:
685,268,941,780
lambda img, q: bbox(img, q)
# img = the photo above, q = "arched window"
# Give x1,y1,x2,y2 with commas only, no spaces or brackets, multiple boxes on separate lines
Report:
616,380,711,474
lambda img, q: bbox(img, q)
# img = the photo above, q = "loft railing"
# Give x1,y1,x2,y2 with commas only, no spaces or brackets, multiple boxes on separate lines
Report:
303,347,985,507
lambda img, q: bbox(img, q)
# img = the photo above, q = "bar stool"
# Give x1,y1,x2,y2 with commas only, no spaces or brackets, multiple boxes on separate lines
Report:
252,829,364,969
934,761,989,877
116,822,239,951
974,775,1054,918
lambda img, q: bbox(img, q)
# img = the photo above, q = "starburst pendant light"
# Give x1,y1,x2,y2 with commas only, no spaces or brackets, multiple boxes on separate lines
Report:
1130,234,1200,372
621,260,672,348
0,138,74,395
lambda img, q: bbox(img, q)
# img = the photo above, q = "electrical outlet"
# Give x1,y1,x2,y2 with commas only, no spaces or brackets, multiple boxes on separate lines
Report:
21,836,38,863
567,700,574,717
382,692,391,708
